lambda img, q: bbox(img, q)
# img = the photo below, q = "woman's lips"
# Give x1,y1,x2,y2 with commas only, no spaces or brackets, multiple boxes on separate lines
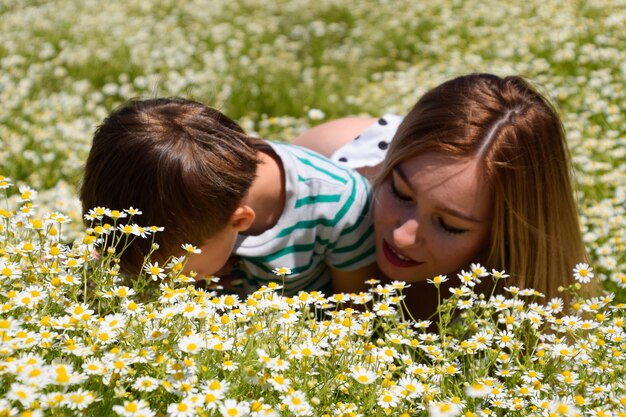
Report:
382,240,423,268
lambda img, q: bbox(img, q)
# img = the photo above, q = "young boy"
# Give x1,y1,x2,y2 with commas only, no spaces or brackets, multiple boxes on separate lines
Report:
80,98,376,295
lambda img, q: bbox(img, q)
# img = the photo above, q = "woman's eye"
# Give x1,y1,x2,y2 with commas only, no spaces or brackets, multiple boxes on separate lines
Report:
390,179,412,202
438,218,467,235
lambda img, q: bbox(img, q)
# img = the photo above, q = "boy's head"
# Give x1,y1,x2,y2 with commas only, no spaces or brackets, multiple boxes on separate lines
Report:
80,98,259,275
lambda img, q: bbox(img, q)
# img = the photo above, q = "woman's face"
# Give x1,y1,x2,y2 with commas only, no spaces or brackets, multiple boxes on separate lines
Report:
374,152,492,282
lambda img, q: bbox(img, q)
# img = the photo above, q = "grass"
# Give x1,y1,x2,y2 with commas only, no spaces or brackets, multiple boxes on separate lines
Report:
0,1,625,414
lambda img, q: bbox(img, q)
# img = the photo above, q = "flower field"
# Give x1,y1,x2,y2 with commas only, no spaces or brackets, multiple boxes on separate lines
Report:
1,0,626,415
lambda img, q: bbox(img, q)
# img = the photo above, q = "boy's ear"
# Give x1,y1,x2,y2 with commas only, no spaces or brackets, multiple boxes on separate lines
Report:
230,205,255,231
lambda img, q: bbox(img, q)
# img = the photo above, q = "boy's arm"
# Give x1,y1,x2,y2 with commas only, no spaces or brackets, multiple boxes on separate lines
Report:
329,263,379,294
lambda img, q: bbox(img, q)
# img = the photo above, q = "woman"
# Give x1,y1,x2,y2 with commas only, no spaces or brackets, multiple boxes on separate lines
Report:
294,73,595,318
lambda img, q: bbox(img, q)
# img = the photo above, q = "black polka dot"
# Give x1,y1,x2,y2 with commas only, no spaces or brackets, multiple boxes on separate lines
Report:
378,118,388,126
338,157,348,162
378,141,389,150
353,135,360,140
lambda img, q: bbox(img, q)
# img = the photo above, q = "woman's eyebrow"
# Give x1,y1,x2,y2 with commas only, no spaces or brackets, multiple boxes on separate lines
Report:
438,206,481,223
392,165,412,187
393,166,481,224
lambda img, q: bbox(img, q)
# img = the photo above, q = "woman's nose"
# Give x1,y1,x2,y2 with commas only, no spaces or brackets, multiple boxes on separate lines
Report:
393,218,419,248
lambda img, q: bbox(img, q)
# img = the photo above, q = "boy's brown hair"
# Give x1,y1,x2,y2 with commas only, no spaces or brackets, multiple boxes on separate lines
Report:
80,98,259,273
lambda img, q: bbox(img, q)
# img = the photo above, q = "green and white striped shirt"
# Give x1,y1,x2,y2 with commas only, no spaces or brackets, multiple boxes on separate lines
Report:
234,141,375,295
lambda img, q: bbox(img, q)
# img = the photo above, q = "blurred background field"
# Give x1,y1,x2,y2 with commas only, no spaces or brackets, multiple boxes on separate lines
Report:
1,0,625,295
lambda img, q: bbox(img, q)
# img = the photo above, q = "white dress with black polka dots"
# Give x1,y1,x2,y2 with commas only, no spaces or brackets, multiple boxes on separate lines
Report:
329,114,403,170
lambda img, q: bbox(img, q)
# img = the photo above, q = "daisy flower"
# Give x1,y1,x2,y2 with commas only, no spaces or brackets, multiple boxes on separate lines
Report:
7,383,38,407
398,376,424,398
181,243,201,254
250,400,279,417
219,399,250,417
282,390,312,416
495,366,517,378
272,267,292,276
267,373,291,392
18,185,37,202
350,366,377,385
427,274,448,286
465,381,491,398
494,330,516,349
573,263,594,283
58,273,81,286
66,303,95,321
373,301,396,316
178,333,206,354
457,298,475,310
108,210,128,220
428,400,462,417
63,389,97,411
491,269,510,279
166,399,196,417
389,280,411,290
377,389,400,409
469,331,493,350
449,286,473,297
556,371,580,386
266,356,290,372
112,286,136,298
122,299,144,317
144,262,166,281
458,270,478,287
307,108,325,120
0,261,22,280
118,223,143,236
124,207,143,216
470,263,489,277
222,359,239,371
40,392,66,409
0,175,12,189
201,379,228,406
113,399,156,417
101,313,127,332
521,369,543,384
132,376,160,393
288,343,320,360
546,297,564,314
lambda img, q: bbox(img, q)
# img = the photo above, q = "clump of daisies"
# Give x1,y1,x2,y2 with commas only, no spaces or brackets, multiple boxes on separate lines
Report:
1,177,626,416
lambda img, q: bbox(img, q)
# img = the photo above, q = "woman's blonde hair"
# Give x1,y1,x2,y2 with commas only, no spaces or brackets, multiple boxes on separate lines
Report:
375,73,594,299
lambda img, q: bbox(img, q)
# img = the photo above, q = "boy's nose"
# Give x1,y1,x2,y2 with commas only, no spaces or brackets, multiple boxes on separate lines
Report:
393,218,419,248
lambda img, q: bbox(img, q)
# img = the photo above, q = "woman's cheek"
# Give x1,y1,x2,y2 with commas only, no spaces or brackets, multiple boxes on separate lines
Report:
373,193,392,225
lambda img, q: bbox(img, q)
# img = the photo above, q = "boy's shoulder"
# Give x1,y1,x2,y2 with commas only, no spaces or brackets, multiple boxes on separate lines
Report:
264,140,371,233
265,140,363,184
